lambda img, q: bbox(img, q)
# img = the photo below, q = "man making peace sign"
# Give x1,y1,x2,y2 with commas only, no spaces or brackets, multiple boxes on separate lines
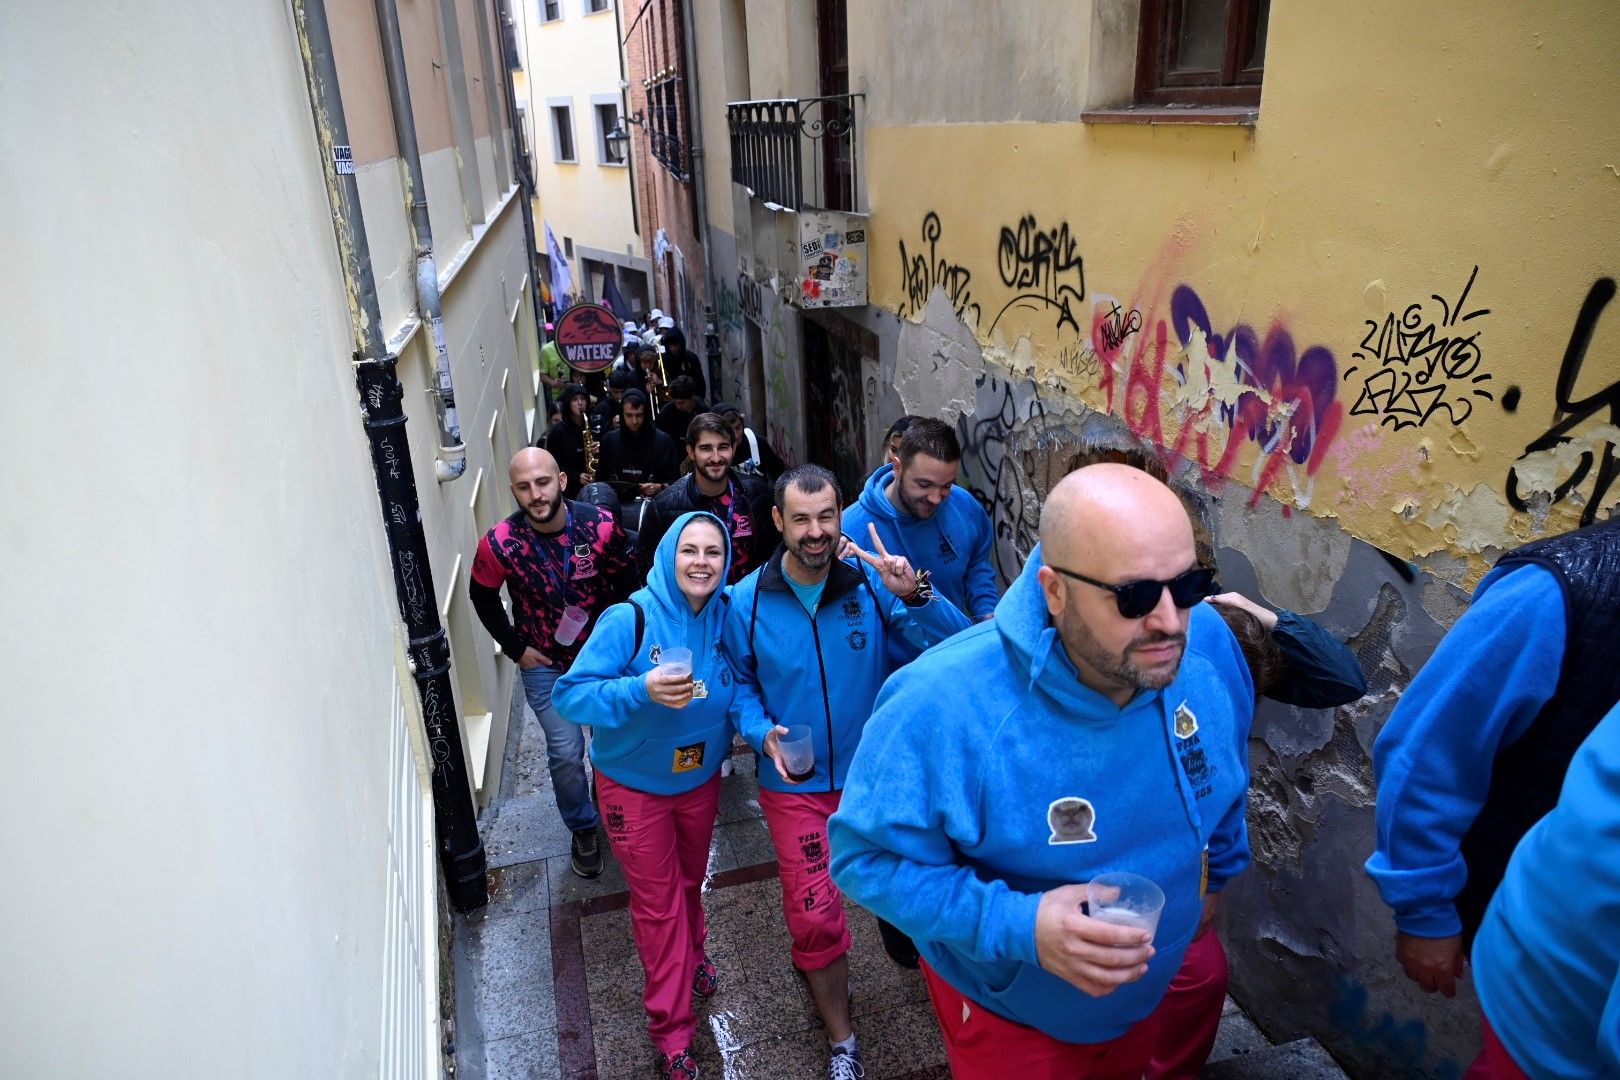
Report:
724,465,970,1080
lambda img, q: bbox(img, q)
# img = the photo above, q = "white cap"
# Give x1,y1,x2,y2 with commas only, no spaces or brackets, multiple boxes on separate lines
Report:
658,315,675,329
648,308,664,320
623,320,639,331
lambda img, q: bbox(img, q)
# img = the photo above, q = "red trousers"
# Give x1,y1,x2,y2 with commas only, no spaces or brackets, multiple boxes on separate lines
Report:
920,960,1161,1079
1463,1016,1530,1080
1144,929,1229,1079
597,771,721,1055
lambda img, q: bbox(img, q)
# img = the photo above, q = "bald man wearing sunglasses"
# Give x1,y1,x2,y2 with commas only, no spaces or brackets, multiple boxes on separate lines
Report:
830,464,1254,1078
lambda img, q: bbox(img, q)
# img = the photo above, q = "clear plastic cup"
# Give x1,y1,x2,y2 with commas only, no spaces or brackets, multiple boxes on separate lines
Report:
1086,872,1166,940
554,604,589,646
658,647,693,679
777,724,815,783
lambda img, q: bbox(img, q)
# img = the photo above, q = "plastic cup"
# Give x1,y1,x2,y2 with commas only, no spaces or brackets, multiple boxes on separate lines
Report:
554,604,589,647
777,724,815,783
658,647,693,679
1086,872,1166,940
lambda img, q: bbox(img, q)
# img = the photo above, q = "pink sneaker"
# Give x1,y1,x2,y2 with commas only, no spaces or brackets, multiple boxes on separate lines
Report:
691,956,720,997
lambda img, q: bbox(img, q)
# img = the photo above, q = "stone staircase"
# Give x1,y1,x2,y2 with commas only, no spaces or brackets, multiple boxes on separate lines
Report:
1203,997,1349,1079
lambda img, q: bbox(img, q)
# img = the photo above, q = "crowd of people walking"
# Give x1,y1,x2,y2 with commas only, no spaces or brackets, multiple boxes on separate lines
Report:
471,314,1619,1080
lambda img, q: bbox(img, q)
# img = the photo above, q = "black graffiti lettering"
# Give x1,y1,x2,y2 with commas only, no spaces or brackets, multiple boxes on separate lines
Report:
996,215,1085,298
737,273,765,326
1343,266,1495,430
897,212,980,323
1098,302,1143,353
1505,278,1620,525
987,215,1086,336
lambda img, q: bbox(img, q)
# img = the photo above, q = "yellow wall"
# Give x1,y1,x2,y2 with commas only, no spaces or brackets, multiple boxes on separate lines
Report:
861,0,1620,583
523,0,639,274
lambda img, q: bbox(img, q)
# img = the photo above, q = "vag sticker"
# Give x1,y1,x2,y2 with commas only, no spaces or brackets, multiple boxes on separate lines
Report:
672,742,705,772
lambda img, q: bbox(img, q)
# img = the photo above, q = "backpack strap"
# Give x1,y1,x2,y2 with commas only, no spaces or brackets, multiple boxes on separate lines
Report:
629,598,645,657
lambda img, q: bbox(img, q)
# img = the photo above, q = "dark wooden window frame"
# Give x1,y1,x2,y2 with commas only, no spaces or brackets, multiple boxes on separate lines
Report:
1135,0,1267,109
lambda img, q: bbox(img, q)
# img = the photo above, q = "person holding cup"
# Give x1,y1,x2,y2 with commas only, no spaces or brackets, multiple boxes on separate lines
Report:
723,465,971,1080
554,512,735,1080
830,464,1255,1078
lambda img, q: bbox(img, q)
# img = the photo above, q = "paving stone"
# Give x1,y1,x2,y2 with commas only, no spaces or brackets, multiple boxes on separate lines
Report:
1203,1037,1347,1080
1205,1004,1271,1065
716,816,778,869
475,861,550,925
485,791,576,869
544,848,627,907
476,910,557,1041
485,1027,561,1080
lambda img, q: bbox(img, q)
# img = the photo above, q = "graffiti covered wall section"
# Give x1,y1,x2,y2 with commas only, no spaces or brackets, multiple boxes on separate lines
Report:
878,198,1618,586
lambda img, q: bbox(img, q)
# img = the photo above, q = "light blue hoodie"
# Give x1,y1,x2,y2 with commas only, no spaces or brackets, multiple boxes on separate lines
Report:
554,511,736,794
1473,698,1620,1079
842,463,999,620
829,544,1254,1043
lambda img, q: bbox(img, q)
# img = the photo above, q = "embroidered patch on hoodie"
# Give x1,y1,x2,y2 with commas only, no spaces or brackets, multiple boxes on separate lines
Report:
1174,701,1199,740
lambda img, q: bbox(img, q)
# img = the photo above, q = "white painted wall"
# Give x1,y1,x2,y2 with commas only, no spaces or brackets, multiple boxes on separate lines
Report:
1,3,458,1074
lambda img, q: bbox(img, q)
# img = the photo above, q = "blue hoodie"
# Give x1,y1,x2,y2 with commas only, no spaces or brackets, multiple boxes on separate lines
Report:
1365,564,1565,937
1473,698,1620,1079
723,547,971,793
828,545,1255,1043
554,512,736,794
842,464,999,620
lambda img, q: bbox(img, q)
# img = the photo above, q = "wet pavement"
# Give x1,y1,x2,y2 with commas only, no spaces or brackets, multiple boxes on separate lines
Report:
453,687,1345,1080
453,690,949,1079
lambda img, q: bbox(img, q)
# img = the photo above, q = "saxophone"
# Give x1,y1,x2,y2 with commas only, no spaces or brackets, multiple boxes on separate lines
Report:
582,416,601,484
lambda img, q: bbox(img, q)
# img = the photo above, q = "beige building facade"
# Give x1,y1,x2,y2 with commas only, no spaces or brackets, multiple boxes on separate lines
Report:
6,0,541,1073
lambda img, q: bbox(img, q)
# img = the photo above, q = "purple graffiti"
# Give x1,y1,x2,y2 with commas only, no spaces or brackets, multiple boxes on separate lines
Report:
1169,285,1341,467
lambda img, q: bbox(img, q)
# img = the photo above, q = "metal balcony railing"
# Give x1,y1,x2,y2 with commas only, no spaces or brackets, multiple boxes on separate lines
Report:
727,93,863,213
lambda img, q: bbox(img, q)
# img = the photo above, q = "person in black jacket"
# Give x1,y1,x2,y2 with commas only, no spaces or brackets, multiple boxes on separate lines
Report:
599,390,681,499
638,412,778,584
712,402,787,486
544,384,592,498
659,326,708,401
655,376,707,443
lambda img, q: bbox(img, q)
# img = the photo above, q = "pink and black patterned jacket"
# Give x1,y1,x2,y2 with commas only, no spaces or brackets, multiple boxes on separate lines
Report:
469,501,636,670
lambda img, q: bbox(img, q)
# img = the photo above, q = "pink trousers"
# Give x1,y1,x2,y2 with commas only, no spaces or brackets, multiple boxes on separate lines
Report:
758,786,852,970
596,770,721,1055
1143,929,1230,1079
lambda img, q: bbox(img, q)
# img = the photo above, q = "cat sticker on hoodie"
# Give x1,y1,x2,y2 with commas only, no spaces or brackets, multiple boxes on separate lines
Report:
1047,797,1098,844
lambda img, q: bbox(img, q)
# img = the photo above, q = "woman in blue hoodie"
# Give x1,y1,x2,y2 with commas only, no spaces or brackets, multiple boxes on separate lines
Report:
555,511,735,1080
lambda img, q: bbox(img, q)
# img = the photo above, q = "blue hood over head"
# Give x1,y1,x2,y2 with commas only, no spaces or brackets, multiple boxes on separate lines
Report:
637,509,732,630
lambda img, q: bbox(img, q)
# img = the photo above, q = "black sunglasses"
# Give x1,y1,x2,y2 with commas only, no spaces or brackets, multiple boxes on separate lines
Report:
1048,564,1219,619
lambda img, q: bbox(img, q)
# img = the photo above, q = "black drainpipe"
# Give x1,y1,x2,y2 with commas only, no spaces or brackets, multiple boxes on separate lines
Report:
291,0,488,912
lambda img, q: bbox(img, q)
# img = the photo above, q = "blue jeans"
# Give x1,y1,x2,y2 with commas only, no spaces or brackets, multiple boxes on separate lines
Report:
519,664,599,833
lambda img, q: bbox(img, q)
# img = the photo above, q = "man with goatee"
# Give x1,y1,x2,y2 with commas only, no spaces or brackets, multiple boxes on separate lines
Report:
639,413,777,584
831,464,1252,1079
469,447,635,878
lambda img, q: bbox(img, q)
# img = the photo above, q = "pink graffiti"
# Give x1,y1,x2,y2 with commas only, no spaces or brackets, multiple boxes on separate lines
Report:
1095,285,1344,507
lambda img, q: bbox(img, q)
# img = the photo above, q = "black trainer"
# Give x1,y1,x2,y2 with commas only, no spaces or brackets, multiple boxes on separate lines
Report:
570,826,602,878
